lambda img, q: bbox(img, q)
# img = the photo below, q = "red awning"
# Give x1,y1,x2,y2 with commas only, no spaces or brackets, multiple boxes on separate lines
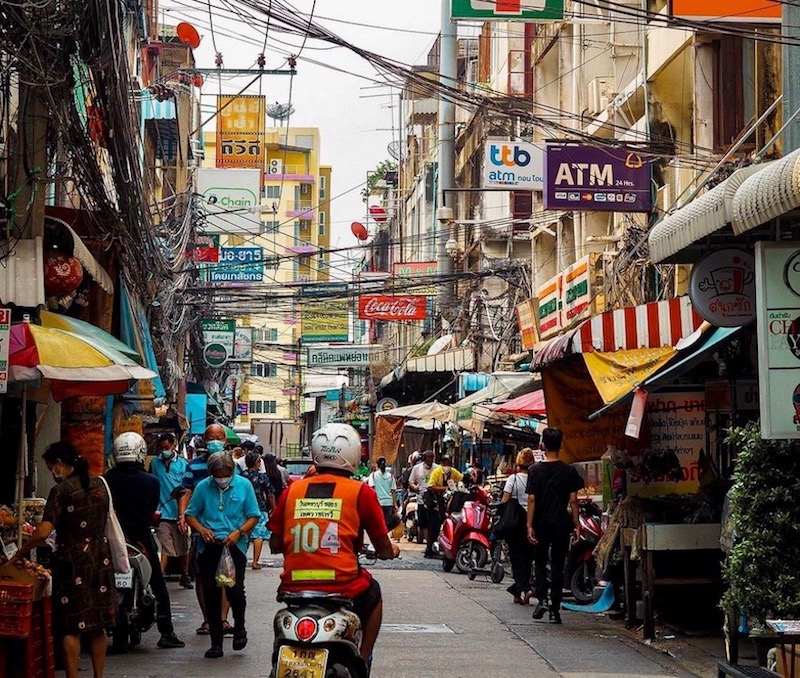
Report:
531,296,703,370
492,390,546,416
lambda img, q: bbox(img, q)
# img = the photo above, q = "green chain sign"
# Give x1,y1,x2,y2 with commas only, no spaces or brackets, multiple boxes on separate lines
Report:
451,0,564,20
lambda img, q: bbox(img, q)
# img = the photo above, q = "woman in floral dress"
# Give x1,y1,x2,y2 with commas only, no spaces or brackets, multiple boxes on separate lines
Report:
241,451,275,569
15,442,116,678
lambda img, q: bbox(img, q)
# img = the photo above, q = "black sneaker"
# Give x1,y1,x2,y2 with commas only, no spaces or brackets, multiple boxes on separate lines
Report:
204,645,224,659
549,609,562,624
157,634,185,649
532,602,549,620
232,629,248,651
179,574,194,590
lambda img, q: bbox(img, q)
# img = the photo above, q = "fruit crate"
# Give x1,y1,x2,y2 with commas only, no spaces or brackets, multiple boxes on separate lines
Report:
0,582,33,638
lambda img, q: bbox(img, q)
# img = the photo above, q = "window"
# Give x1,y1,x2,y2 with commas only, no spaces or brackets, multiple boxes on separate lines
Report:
713,36,755,150
255,327,278,342
250,363,278,377
262,220,281,234
265,185,281,199
298,220,311,234
511,191,533,219
319,176,327,201
249,400,277,414
264,256,280,271
295,134,314,149
318,211,326,236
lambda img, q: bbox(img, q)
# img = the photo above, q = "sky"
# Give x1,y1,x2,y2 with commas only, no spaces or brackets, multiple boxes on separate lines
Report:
161,0,443,276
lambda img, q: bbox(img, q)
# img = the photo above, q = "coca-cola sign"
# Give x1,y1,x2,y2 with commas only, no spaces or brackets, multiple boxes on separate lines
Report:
358,295,427,321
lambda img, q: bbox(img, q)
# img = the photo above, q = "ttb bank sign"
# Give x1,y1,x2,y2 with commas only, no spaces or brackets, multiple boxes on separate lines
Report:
483,140,544,191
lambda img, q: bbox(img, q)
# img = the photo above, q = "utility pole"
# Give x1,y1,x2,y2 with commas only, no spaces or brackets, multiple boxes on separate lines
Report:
436,0,457,322
784,4,800,152
11,82,48,240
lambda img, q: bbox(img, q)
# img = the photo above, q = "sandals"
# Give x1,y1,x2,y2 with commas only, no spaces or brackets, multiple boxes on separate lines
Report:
196,622,210,636
251,563,262,570
222,621,235,636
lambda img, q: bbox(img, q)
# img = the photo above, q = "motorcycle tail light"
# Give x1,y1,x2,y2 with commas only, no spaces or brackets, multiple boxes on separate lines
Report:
295,617,318,641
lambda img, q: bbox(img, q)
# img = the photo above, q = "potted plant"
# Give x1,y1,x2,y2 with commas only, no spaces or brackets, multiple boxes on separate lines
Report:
722,422,800,664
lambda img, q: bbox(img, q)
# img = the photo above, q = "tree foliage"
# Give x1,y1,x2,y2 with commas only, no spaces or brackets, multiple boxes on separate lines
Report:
361,159,397,203
722,422,800,623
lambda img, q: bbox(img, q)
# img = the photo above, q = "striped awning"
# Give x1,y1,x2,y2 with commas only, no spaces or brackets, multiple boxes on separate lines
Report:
531,296,703,370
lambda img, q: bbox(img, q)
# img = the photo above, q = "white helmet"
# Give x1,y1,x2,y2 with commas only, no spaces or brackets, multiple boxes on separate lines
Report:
311,423,362,474
113,432,147,465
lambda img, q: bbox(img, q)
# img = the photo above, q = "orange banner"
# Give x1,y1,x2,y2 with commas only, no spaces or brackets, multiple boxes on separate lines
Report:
516,299,538,351
542,360,647,463
372,415,405,467
216,95,266,168
671,0,780,22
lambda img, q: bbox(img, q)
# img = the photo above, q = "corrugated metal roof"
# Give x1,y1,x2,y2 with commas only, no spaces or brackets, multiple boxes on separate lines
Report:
732,148,800,234
0,237,45,307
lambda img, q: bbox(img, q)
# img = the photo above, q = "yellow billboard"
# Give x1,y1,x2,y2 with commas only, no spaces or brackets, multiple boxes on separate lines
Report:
216,95,266,169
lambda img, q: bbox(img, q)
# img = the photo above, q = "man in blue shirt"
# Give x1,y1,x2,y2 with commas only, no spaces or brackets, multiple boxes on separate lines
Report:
150,433,192,589
185,452,260,659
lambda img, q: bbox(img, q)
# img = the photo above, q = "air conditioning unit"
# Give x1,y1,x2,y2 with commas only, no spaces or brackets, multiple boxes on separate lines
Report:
267,159,283,175
587,77,612,116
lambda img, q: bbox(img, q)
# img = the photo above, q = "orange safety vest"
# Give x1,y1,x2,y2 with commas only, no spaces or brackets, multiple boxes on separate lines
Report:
281,475,362,588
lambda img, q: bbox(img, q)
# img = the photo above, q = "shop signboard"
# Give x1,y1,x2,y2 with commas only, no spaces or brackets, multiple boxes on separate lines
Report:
0,308,9,393
216,95,266,168
537,273,563,340
307,345,383,367
201,319,235,364
544,144,652,213
515,299,538,350
755,243,800,438
393,261,438,296
186,233,220,262
563,254,597,324
231,327,253,362
197,168,262,235
207,247,264,284
302,287,349,343
627,391,706,497
670,0,780,22
483,140,544,190
451,0,564,20
690,249,756,327
358,295,427,322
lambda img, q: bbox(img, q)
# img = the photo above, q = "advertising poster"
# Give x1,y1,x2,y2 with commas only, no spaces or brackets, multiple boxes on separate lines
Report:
515,299,538,350
197,168,262,235
231,327,253,362
544,144,652,213
358,295,427,321
216,95,266,169
483,140,544,190
302,297,349,343
393,261,438,296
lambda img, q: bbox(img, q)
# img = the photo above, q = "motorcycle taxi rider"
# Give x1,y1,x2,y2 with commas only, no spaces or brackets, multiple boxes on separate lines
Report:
268,423,400,666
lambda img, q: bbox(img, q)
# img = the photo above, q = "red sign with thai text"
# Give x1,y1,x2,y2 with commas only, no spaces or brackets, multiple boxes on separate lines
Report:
358,295,427,321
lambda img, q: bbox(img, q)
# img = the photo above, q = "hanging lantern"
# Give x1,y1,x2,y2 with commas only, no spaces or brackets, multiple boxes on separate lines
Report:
44,252,84,297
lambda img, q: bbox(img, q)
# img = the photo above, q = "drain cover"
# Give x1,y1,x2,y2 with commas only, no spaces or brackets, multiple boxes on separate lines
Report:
381,624,454,634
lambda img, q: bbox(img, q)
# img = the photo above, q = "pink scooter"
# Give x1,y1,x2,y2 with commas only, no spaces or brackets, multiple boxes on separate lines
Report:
438,485,492,574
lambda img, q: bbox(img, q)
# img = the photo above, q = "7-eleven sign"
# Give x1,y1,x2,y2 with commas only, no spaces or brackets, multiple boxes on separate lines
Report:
451,0,564,20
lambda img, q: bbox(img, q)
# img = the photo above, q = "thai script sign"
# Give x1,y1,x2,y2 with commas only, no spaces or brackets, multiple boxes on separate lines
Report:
201,318,235,367
358,295,427,322
307,345,383,367
544,144,652,213
515,299,538,350
302,284,349,343
483,140,544,190
207,247,264,284
690,249,755,326
216,95,266,169
393,261,438,296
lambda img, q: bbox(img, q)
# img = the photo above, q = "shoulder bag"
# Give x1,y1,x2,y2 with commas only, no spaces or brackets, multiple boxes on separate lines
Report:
97,476,131,574
493,475,527,540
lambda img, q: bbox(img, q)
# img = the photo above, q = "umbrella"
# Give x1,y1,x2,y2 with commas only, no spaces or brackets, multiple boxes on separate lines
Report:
221,424,241,445
39,311,141,361
374,400,452,421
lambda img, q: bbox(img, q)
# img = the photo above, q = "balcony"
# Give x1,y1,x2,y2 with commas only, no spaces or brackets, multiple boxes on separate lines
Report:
286,200,314,218
265,164,315,183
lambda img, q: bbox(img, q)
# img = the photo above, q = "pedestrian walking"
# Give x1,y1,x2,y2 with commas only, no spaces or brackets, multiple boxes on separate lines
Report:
150,432,193,589
241,451,276,569
367,456,400,532
526,428,585,624
13,442,116,678
501,448,536,605
264,452,288,502
185,452,260,659
407,450,438,558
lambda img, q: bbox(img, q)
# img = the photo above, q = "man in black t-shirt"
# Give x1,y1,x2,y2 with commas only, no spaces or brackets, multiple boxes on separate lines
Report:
525,427,584,624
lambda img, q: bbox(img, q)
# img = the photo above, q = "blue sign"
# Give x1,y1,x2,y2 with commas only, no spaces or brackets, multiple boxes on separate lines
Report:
207,246,264,284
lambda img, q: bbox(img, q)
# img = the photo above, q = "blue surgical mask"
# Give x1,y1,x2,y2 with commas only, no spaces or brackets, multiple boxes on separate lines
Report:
214,476,233,489
207,440,225,453
160,450,173,460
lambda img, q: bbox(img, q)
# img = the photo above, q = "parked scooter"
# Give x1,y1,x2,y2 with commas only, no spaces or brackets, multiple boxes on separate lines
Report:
438,483,492,574
403,492,421,543
113,542,156,648
270,591,368,678
567,497,604,603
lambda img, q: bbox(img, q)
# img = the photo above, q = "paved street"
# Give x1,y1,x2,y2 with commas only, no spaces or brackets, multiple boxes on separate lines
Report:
96,543,721,678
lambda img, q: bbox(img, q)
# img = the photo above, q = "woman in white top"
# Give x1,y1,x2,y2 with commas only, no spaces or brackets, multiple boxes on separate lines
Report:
501,448,536,605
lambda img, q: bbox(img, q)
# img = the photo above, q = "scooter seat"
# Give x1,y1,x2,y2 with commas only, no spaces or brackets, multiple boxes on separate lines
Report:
277,590,354,610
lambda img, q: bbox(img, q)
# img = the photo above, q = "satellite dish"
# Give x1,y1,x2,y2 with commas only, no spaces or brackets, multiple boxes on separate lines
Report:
176,23,201,49
267,103,295,120
351,222,368,240
387,140,407,162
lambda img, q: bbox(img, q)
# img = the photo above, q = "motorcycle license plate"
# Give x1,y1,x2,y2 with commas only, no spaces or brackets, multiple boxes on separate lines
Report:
276,646,328,678
114,571,133,589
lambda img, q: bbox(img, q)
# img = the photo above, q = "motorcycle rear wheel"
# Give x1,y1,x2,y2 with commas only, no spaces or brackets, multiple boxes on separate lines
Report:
569,560,595,604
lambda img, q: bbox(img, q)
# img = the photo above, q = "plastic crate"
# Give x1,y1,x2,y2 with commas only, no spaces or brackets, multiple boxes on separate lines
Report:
0,583,33,638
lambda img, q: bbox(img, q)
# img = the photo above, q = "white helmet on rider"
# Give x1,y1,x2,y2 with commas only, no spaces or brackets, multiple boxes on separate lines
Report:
113,431,147,465
409,451,420,465
311,423,362,474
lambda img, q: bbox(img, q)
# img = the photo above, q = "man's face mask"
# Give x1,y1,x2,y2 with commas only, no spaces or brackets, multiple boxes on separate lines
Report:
214,475,233,489
207,440,225,454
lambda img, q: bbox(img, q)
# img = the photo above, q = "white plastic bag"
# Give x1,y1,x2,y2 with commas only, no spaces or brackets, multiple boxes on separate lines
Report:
215,546,236,587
